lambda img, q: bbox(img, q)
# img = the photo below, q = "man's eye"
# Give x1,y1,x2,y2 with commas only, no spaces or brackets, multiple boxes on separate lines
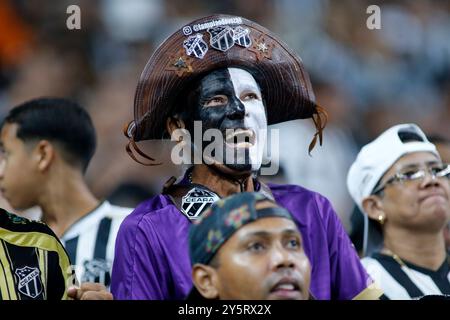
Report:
205,96,227,107
248,242,265,252
402,170,419,178
287,238,300,249
431,166,444,175
242,93,258,101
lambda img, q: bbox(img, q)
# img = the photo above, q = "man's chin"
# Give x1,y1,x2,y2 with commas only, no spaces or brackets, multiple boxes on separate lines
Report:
6,203,26,212
1,194,30,212
224,163,253,173
209,161,253,177
266,290,305,300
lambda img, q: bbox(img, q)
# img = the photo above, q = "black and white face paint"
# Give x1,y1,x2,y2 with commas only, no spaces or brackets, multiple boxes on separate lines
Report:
228,68,267,171
185,67,267,172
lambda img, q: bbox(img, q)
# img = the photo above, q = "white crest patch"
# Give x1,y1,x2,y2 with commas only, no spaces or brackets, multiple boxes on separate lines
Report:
82,259,112,285
183,34,208,59
181,187,220,220
15,266,43,299
233,26,252,48
181,21,252,59
208,26,235,52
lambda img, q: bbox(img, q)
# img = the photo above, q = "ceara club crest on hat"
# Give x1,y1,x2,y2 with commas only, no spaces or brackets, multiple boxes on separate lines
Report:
233,26,252,48
208,25,235,52
183,34,208,59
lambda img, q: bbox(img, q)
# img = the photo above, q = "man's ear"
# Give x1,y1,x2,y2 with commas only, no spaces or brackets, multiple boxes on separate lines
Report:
33,140,55,172
362,195,386,222
166,116,186,138
191,264,220,300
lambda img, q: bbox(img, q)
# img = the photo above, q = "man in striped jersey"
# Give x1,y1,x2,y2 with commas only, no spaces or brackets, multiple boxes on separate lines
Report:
347,124,450,299
0,208,72,300
0,98,131,288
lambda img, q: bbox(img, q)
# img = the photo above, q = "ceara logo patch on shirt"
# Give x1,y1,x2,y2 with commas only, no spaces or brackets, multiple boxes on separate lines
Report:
181,187,220,221
15,266,43,299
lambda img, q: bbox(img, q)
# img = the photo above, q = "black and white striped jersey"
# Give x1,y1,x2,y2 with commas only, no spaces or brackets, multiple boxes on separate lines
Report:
362,253,450,299
60,201,131,287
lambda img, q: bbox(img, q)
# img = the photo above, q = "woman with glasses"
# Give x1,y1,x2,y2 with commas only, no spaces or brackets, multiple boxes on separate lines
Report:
347,124,450,299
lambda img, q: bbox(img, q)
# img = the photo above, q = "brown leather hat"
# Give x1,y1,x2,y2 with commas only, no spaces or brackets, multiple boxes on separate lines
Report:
124,14,326,165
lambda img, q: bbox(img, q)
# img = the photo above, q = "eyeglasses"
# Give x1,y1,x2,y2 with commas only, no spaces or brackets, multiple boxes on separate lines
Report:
372,163,450,195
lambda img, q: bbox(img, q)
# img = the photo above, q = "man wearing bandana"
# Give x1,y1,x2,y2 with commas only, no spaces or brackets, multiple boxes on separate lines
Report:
111,14,382,300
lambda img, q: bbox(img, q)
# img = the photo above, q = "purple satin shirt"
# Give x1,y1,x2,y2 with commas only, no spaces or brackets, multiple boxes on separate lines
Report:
111,183,372,300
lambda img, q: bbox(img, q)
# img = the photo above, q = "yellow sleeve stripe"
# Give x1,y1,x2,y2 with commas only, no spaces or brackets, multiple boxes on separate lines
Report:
0,240,18,299
0,263,10,299
0,228,72,299
37,248,48,299
352,282,384,300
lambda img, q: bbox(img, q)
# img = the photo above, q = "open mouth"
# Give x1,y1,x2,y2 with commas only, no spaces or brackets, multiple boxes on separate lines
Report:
224,129,256,148
269,278,302,300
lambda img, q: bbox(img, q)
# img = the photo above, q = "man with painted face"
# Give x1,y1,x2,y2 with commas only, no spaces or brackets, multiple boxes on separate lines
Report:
180,67,267,175
111,15,382,300
170,66,268,186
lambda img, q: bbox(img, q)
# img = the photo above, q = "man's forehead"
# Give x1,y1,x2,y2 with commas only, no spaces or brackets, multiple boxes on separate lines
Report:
378,152,440,183
197,69,231,92
393,151,440,170
236,217,298,238
228,68,260,90
199,67,260,92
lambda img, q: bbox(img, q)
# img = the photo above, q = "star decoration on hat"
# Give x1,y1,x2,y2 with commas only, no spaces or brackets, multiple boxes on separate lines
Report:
257,42,268,53
174,57,188,68
166,53,194,77
249,35,274,61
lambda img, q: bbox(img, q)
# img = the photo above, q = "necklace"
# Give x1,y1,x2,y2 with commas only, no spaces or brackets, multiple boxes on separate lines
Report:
187,168,248,192
188,170,193,184
382,248,445,296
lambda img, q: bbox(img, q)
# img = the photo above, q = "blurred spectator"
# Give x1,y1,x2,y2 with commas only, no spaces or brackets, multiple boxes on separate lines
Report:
429,135,450,164
272,82,358,230
0,98,132,288
347,124,450,299
0,0,32,70
107,181,156,208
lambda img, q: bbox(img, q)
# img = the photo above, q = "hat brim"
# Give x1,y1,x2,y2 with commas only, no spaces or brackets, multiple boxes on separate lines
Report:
130,14,319,141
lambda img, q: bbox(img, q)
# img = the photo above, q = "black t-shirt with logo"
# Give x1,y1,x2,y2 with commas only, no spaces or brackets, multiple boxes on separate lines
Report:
0,209,73,300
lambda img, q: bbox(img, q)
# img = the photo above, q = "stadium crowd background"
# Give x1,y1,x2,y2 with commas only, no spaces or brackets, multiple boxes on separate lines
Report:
0,0,449,236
